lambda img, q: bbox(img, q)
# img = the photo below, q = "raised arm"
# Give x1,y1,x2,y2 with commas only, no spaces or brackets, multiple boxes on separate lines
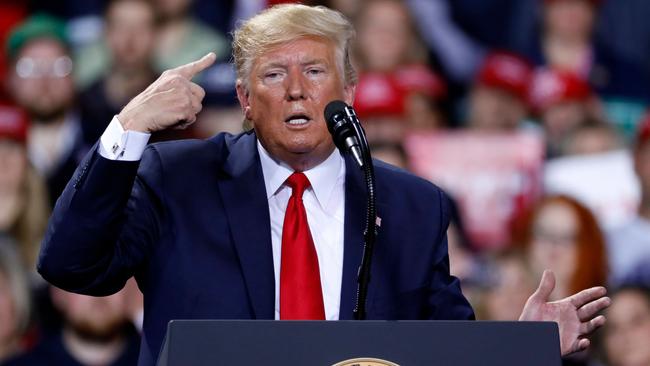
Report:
37,53,216,295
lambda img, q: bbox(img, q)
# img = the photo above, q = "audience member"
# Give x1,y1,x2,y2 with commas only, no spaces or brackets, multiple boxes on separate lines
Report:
601,285,650,366
516,195,607,300
353,0,446,143
153,0,229,72
607,115,650,285
369,142,409,170
466,51,533,131
0,102,50,272
562,120,622,157
529,68,601,158
0,240,32,364
480,250,536,321
5,14,87,203
4,287,140,366
405,0,485,85
594,0,650,102
78,0,159,143
534,0,599,78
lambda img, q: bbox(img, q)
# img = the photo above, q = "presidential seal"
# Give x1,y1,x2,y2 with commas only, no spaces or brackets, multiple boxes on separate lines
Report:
332,357,400,366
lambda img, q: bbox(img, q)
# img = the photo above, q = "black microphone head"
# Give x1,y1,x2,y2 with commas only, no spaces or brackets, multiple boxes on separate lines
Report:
324,100,348,125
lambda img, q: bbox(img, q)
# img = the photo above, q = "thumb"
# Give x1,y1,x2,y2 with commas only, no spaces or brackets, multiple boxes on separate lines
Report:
532,269,556,302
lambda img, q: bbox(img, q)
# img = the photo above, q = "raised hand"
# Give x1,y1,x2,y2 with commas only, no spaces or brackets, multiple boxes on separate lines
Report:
519,270,611,356
117,52,216,133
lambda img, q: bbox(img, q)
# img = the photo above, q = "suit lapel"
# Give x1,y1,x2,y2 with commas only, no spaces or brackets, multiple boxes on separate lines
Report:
216,132,275,319
339,155,366,320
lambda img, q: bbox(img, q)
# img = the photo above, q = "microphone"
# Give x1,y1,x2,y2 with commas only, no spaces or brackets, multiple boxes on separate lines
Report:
324,100,364,168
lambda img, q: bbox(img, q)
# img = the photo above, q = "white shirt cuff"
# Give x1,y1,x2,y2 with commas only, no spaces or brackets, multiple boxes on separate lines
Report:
98,116,151,161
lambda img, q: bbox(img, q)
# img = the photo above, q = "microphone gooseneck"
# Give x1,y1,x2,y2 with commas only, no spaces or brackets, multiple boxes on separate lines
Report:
324,100,378,321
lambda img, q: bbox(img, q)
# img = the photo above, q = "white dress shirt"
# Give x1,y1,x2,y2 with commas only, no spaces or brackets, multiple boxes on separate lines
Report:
257,141,345,320
99,116,346,320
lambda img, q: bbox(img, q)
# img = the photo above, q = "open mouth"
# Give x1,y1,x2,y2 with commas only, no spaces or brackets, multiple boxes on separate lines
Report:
285,114,311,126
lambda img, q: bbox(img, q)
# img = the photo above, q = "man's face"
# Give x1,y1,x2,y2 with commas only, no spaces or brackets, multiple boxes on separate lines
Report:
105,0,157,71
52,287,128,340
237,36,355,171
8,39,75,122
469,86,526,131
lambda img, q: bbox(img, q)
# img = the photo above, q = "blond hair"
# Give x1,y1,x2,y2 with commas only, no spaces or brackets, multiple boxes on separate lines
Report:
232,4,357,90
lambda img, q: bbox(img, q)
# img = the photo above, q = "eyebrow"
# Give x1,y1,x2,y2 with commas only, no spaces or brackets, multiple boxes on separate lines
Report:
258,58,329,71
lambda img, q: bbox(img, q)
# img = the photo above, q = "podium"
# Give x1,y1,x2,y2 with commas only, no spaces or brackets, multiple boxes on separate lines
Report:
157,320,561,365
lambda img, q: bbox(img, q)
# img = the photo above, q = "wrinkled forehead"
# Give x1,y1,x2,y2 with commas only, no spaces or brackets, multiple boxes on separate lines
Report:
254,37,337,67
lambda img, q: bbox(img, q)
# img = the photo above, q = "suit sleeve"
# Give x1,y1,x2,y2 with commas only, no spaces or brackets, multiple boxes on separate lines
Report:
38,143,165,296
426,189,475,320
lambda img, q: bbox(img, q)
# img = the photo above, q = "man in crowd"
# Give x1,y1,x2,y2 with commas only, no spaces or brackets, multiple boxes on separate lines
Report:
4,286,140,366
5,14,86,204
607,115,650,284
38,4,609,365
466,51,532,131
78,0,159,144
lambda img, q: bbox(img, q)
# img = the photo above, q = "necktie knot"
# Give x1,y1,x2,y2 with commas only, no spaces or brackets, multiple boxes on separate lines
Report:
286,172,311,198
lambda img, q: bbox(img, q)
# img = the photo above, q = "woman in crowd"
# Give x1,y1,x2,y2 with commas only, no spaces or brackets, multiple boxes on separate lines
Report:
352,0,447,143
0,240,32,363
0,103,50,272
515,195,607,300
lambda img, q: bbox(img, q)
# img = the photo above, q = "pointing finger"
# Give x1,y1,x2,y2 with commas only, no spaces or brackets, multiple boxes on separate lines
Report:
171,52,216,79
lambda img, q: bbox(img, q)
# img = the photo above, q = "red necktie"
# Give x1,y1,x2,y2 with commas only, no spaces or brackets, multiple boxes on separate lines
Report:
280,172,325,320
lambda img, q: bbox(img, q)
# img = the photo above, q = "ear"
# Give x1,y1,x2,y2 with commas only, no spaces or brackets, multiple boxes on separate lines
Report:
343,83,356,107
235,80,252,121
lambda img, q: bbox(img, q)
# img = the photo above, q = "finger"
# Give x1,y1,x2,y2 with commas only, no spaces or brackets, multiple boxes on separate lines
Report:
569,286,607,308
579,315,606,335
531,270,555,302
173,116,196,130
189,82,206,100
577,297,611,321
170,52,216,80
191,98,203,115
575,338,590,353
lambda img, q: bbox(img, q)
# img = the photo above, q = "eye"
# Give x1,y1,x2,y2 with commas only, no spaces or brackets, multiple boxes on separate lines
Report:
263,71,285,83
306,68,324,76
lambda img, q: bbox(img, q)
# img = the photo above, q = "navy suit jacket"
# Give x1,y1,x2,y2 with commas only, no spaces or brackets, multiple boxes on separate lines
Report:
38,130,474,366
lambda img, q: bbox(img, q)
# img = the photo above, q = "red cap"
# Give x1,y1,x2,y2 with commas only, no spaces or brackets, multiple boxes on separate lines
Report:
476,51,533,101
528,68,592,111
353,64,446,119
394,64,446,100
636,112,650,148
354,72,404,119
0,103,28,144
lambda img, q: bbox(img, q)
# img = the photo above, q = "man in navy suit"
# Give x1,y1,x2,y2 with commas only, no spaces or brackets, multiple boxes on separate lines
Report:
38,4,610,366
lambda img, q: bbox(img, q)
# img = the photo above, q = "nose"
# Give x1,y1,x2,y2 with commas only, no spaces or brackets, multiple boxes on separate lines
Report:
286,68,307,101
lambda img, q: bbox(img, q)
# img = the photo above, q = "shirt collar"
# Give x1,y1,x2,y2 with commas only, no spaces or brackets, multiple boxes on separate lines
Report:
257,140,343,208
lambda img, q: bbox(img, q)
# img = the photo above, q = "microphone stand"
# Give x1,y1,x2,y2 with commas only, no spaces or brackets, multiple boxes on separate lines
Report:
345,106,378,321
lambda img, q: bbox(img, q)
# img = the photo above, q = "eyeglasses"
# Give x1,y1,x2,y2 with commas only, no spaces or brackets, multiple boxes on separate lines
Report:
532,226,576,246
15,56,73,79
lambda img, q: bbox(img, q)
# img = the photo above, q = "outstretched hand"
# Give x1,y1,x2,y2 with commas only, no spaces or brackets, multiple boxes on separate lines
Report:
519,270,610,356
118,52,217,133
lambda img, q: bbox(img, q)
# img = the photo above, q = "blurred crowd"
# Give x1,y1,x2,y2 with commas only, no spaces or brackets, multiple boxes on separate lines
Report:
1,0,650,365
